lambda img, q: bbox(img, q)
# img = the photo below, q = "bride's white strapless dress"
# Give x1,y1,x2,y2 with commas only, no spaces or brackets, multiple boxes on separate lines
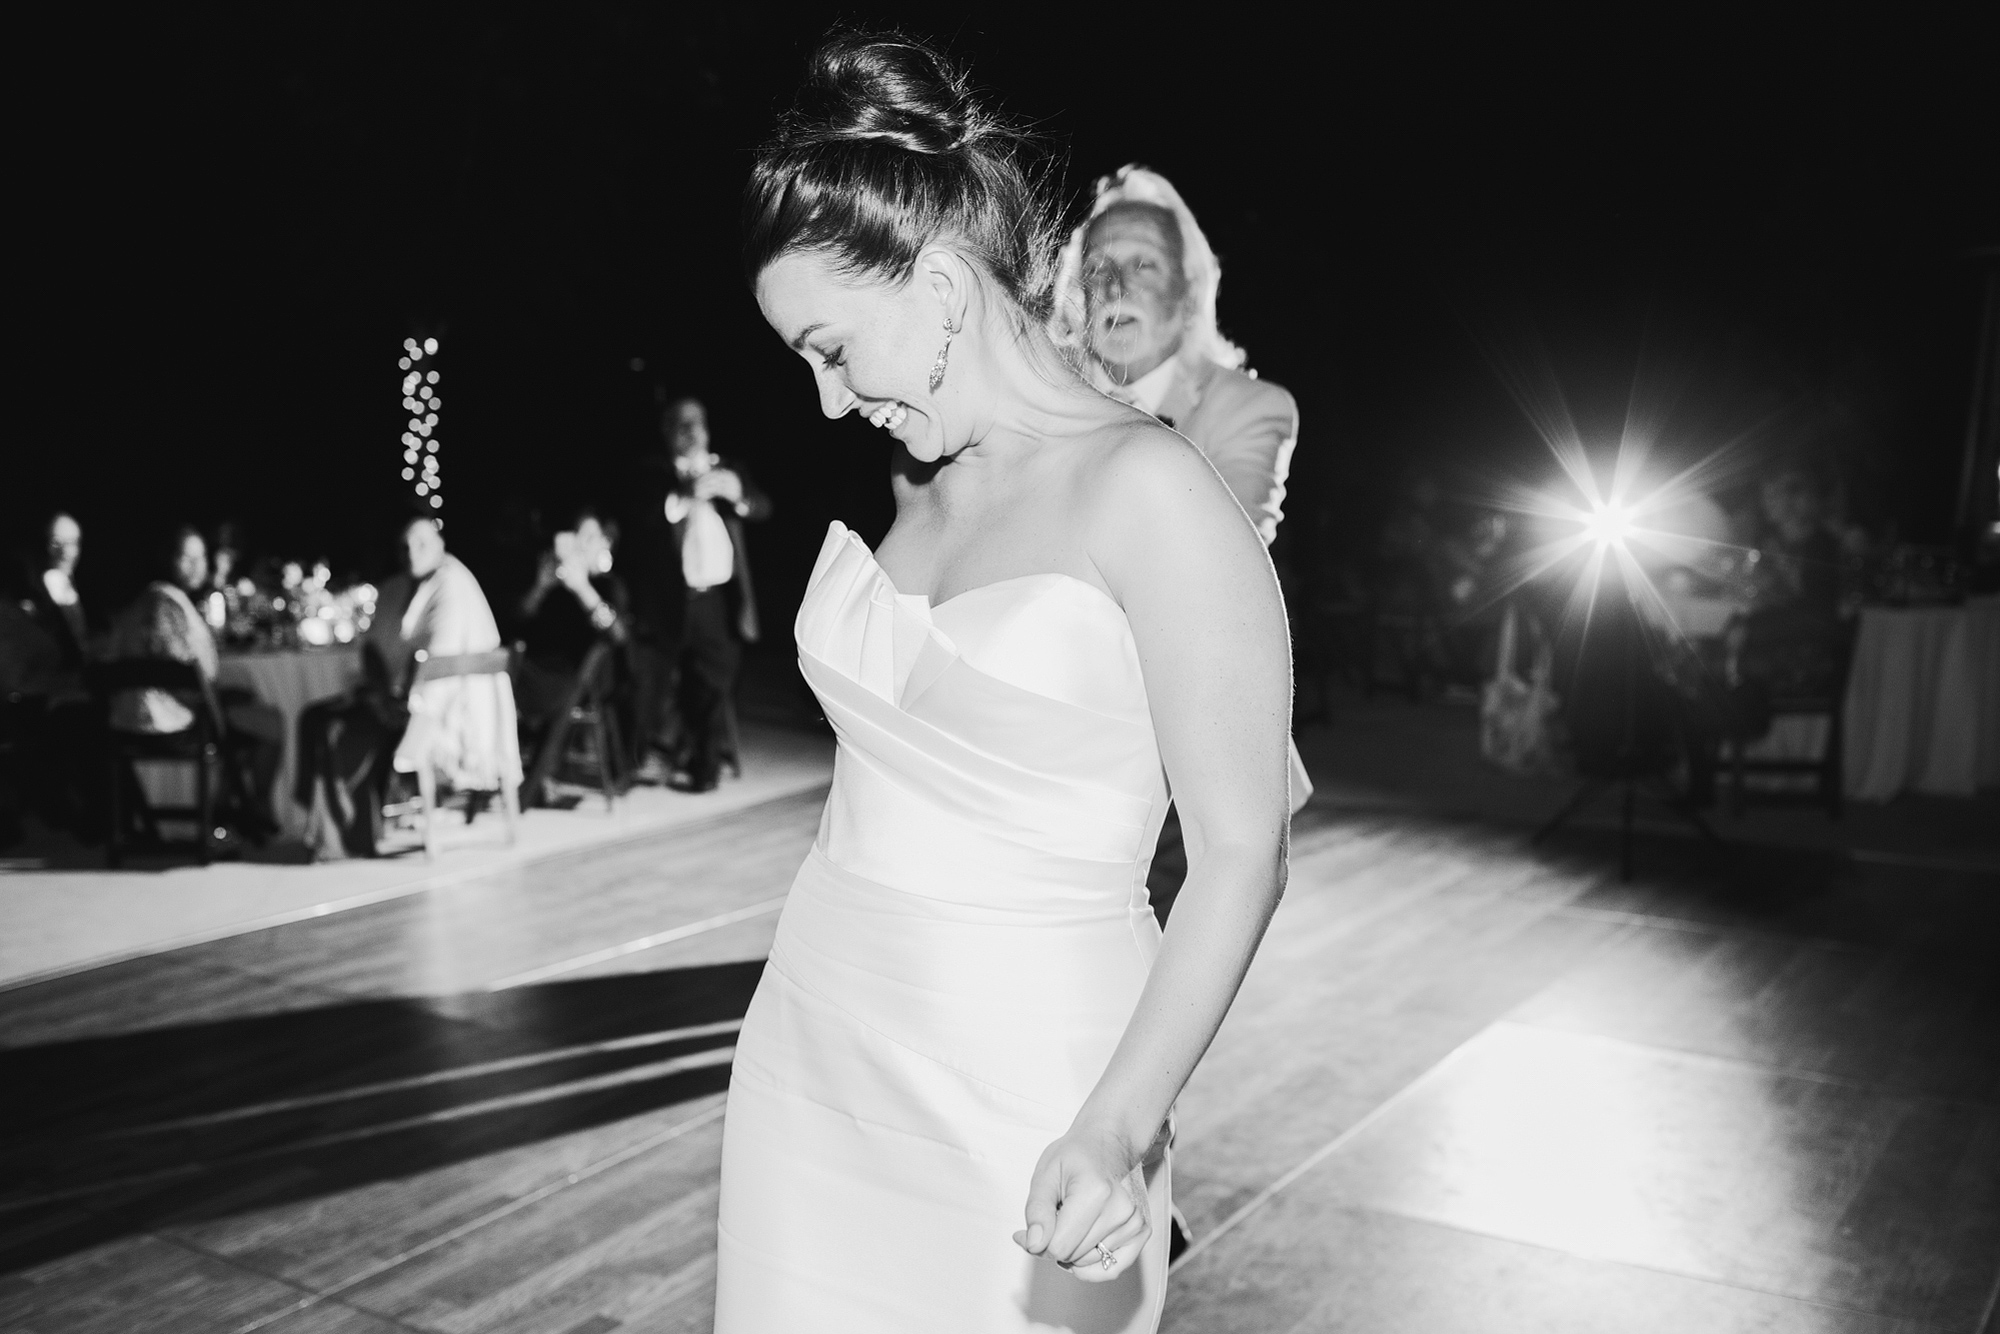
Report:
713,522,1174,1333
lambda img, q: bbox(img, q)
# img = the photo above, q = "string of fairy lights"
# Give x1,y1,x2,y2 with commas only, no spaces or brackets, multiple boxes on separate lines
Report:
399,336,443,516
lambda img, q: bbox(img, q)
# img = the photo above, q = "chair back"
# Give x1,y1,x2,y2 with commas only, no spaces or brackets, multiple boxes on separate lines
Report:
411,647,513,687
83,658,209,695
83,658,225,739
574,641,616,699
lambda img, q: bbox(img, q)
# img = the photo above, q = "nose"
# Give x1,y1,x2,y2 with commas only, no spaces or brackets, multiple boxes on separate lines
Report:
815,368,857,420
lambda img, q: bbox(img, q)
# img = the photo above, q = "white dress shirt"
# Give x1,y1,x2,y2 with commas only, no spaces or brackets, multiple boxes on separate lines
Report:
42,567,78,608
1107,357,1181,418
664,492,736,591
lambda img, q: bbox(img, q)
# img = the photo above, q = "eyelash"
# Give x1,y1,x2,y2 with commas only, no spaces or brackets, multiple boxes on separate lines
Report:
820,348,846,370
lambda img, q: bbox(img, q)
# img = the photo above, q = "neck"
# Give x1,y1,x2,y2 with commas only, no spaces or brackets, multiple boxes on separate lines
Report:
946,301,1111,468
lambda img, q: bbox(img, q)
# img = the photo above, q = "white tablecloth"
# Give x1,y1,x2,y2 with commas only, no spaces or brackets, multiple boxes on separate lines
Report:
1844,598,2000,802
216,647,365,838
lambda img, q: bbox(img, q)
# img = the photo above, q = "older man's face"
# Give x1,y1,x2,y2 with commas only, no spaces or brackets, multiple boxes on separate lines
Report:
1083,203,1190,383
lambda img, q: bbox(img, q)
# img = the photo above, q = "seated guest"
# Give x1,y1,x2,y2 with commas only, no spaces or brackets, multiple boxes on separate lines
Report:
1731,461,1847,704
105,526,283,837
24,513,90,673
204,520,247,637
513,506,631,753
295,513,514,858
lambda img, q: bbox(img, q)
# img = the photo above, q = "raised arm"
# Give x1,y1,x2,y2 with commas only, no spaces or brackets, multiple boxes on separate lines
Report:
1017,428,1292,1277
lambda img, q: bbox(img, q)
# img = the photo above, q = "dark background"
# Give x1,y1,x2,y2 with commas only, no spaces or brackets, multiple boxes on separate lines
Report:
14,6,1998,624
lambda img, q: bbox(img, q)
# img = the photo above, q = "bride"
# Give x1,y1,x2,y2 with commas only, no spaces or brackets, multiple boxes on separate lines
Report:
714,31,1292,1334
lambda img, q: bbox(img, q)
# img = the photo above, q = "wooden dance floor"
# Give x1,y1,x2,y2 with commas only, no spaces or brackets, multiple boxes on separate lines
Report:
3,783,1997,1332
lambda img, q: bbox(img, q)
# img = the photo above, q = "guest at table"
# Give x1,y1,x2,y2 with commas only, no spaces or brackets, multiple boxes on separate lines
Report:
295,512,512,858
106,525,283,837
1732,460,1849,703
204,520,247,637
1437,506,1513,684
19,512,91,672
513,506,633,784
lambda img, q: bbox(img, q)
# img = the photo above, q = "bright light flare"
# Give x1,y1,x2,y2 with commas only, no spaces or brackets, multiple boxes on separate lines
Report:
1581,499,1636,548
1474,352,1771,646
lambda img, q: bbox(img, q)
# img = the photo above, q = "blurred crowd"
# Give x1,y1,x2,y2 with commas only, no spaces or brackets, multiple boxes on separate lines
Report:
0,394,768,856
1286,445,1943,807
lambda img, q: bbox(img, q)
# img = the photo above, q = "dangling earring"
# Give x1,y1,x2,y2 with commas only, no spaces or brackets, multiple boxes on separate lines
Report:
928,318,957,394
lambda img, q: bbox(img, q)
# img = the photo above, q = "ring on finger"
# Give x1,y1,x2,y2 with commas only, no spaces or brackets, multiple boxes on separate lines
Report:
1095,1244,1115,1271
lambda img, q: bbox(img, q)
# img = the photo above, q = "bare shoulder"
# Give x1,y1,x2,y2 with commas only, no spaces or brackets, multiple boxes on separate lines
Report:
1077,419,1238,529
1071,420,1266,594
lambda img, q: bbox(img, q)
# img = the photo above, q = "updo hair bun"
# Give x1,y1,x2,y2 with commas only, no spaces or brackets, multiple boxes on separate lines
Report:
744,30,1060,322
802,37,980,156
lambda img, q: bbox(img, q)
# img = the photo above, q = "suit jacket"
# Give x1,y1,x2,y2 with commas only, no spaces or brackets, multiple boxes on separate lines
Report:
646,456,772,645
17,562,88,670
1154,359,1299,547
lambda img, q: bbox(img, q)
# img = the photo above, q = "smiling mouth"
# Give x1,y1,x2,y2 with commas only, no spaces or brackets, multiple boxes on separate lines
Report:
866,402,908,431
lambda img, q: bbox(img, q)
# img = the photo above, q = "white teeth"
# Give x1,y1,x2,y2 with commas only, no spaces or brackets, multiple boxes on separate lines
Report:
869,403,907,430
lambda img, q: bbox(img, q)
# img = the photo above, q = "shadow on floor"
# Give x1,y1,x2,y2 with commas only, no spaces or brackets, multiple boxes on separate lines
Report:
0,961,762,1272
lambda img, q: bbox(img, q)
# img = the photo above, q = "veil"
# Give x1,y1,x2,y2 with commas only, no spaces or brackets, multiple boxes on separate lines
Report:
1049,164,1248,385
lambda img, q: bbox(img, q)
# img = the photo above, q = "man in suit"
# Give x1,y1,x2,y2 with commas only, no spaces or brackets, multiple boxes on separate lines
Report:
8,512,97,835
1059,165,1299,545
24,512,89,671
1057,164,1309,928
639,396,772,793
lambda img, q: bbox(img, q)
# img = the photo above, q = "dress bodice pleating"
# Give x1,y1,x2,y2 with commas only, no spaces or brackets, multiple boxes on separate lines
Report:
715,521,1174,1334
796,521,1171,920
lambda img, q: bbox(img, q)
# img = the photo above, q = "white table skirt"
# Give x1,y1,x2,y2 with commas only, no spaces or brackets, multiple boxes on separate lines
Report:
216,647,366,838
1843,598,2000,802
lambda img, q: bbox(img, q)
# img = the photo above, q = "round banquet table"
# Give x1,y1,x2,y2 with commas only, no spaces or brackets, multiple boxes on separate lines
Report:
1843,596,2000,802
216,646,366,839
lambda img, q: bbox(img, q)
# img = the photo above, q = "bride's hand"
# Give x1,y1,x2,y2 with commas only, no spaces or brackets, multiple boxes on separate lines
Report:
1012,1125,1150,1282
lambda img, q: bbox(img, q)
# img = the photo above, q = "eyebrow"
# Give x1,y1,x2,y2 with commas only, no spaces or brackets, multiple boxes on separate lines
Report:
789,322,828,351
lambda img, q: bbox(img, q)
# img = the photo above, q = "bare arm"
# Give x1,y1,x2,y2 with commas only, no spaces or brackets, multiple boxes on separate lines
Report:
1019,428,1292,1273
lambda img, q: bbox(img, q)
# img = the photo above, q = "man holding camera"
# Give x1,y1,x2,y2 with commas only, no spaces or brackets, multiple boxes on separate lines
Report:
634,396,771,793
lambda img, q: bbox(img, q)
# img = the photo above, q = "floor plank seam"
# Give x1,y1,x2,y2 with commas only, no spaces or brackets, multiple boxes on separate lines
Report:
223,1099,728,1334
153,1229,432,1334
4,1052,737,1212
1320,1202,1962,1332
1169,1029,1488,1274
1549,904,1876,952
1495,1017,2000,1110
1300,797,2000,878
1973,1260,2000,1334
196,956,382,1013
0,779,833,998
485,896,789,989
